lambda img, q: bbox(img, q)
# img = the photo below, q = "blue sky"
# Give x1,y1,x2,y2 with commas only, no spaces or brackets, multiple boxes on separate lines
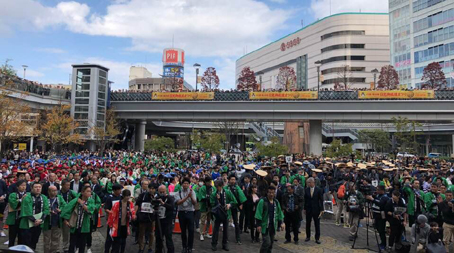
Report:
0,0,388,90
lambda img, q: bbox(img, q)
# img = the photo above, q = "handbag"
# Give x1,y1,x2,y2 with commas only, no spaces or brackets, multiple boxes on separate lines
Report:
212,204,227,221
68,204,79,228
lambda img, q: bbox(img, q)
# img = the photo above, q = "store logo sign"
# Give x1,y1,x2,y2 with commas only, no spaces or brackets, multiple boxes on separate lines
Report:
280,37,301,52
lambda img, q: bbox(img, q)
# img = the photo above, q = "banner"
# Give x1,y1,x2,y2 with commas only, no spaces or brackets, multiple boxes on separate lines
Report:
358,90,435,99
13,143,27,151
152,92,214,100
249,91,318,100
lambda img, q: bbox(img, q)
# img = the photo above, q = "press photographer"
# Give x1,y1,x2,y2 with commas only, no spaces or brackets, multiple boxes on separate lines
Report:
346,182,365,241
366,185,389,250
385,190,408,251
358,178,374,197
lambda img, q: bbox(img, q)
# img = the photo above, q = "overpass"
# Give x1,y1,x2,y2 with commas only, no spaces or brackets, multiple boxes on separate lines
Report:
110,91,454,155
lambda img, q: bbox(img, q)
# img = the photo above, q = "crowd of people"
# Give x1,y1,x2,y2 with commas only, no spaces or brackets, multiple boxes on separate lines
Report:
0,149,453,253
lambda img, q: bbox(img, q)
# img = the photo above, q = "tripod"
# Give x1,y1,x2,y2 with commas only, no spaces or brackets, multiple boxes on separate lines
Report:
351,202,382,253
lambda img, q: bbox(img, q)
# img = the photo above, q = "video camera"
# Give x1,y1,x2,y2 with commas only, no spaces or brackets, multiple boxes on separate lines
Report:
359,184,374,197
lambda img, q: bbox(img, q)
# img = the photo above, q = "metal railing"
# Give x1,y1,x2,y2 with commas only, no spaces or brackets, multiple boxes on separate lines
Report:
0,75,71,100
110,90,454,101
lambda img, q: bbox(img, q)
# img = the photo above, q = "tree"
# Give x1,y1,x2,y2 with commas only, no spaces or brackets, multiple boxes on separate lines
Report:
377,65,399,90
276,66,296,90
0,59,16,76
190,129,202,150
200,133,225,154
144,136,175,152
237,67,258,91
392,116,422,154
255,137,288,158
89,108,121,156
358,129,391,153
325,139,353,158
335,65,352,90
214,121,240,150
201,67,220,91
421,62,447,89
38,104,82,152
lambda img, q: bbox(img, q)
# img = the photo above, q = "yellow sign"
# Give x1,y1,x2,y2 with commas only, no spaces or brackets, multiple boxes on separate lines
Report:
13,143,27,151
152,92,214,100
358,90,435,99
249,91,318,100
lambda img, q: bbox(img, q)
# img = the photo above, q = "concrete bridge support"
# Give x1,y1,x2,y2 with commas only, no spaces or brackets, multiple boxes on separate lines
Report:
135,120,146,152
309,120,322,156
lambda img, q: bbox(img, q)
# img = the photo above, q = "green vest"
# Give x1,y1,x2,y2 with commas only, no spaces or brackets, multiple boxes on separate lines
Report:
61,197,95,234
254,198,284,234
19,193,50,229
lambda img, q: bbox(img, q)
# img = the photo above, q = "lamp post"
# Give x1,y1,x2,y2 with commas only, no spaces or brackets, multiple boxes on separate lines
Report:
371,68,379,90
193,63,201,91
314,61,322,99
22,65,28,79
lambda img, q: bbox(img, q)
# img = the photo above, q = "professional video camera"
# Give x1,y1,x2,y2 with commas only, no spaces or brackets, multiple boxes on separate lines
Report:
359,184,374,197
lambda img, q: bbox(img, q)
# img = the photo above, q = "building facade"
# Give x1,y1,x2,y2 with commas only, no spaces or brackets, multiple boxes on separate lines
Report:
236,13,390,90
390,0,454,88
129,77,193,91
129,66,152,81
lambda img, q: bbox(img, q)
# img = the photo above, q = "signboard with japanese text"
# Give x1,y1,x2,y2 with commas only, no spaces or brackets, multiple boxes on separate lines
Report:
152,92,214,100
358,90,434,99
249,91,318,100
163,66,184,78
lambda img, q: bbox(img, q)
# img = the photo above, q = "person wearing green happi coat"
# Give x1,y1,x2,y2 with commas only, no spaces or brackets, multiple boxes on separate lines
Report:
255,185,284,253
280,170,292,186
6,180,28,247
290,171,306,188
82,181,102,253
424,183,445,224
210,180,237,251
43,185,66,253
19,182,50,251
198,177,214,239
402,180,425,227
224,174,247,244
61,185,96,253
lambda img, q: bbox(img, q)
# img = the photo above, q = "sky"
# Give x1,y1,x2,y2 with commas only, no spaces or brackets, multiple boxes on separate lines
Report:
0,0,389,90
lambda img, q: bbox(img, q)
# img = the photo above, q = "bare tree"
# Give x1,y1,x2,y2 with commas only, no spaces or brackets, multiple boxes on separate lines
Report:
335,65,352,90
214,121,240,151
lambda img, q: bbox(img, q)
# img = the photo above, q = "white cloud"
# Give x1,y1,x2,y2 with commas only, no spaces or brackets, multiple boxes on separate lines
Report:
310,0,388,19
2,0,290,57
270,0,286,3
35,47,66,54
25,69,45,78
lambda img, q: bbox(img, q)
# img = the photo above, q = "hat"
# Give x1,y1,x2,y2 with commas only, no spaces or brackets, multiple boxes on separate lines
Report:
243,164,255,170
417,214,428,224
294,161,302,166
255,170,268,177
312,168,322,173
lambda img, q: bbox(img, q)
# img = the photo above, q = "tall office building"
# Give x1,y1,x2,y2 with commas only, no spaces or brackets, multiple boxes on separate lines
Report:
389,0,454,88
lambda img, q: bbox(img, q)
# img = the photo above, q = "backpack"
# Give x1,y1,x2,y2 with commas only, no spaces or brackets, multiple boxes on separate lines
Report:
337,182,347,199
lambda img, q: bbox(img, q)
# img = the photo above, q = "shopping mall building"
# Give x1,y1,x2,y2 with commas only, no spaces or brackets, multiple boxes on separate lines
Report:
235,13,390,90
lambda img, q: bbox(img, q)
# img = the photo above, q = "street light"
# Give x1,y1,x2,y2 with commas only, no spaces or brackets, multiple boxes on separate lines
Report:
193,63,201,91
314,60,322,98
22,65,28,79
371,68,379,90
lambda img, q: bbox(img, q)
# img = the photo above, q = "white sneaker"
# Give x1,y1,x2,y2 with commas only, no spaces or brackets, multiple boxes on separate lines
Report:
230,223,235,228
196,228,200,233
3,240,8,245
0,232,6,237
206,234,212,239
200,234,204,241
87,249,92,253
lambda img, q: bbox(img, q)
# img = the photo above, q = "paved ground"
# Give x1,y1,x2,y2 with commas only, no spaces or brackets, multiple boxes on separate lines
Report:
0,214,380,253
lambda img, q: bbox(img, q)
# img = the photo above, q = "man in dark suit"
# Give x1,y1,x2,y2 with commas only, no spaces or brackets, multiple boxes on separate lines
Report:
42,173,60,197
70,172,83,193
90,175,104,200
304,177,324,244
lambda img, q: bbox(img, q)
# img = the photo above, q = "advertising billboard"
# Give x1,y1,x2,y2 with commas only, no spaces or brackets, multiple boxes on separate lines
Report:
163,48,185,66
163,66,184,78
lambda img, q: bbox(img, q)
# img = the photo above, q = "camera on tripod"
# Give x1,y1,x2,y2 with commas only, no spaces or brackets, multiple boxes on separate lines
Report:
360,184,373,197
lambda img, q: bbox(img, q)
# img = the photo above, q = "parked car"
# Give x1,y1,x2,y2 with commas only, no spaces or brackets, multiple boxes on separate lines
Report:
397,152,415,158
428,153,441,158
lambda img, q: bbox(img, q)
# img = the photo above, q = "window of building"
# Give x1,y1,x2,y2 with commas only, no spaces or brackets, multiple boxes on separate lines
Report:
322,77,366,85
74,113,88,120
75,106,89,112
75,99,89,105
413,9,454,33
75,91,90,98
77,69,90,77
320,55,365,65
321,30,365,40
413,0,445,13
321,67,365,75
321,44,365,53
414,42,454,63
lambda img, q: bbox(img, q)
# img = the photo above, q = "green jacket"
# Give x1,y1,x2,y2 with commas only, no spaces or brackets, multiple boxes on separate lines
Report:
280,176,291,186
19,193,50,229
43,195,66,231
223,185,247,207
254,198,284,235
210,188,237,220
58,189,78,205
403,185,425,215
290,174,306,188
198,185,213,212
61,197,96,234
424,192,445,217
6,192,24,225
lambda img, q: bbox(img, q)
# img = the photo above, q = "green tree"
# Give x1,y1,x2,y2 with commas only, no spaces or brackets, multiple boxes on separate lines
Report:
89,108,121,156
144,136,175,152
190,129,202,150
200,133,225,154
358,129,391,153
0,59,16,76
325,139,353,158
255,137,288,158
392,116,422,154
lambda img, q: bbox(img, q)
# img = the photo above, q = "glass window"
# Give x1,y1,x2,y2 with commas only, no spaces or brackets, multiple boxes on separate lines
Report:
75,91,90,98
98,77,106,85
75,106,89,112
99,70,107,78
97,100,105,106
97,113,105,121
75,99,89,105
97,106,105,113
75,128,88,134
76,83,90,90
96,121,105,128
76,121,89,127
74,113,88,120
98,92,105,99
99,85,106,93
77,69,90,77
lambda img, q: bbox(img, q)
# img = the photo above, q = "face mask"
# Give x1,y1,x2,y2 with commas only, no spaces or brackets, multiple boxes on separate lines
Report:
199,182,203,186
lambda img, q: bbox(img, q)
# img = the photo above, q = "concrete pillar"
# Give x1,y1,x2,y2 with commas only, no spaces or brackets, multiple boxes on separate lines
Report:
309,120,322,156
426,135,430,156
88,141,96,152
30,137,34,153
135,120,146,152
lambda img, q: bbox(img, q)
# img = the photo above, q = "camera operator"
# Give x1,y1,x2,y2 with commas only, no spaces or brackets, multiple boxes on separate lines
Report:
346,182,365,241
134,182,158,253
438,190,454,246
366,185,389,250
385,190,408,251
403,178,425,227
410,214,430,252
155,185,175,253
358,178,375,197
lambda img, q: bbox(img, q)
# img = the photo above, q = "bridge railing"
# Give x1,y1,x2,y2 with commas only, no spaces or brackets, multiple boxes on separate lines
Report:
0,75,71,100
110,90,454,101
